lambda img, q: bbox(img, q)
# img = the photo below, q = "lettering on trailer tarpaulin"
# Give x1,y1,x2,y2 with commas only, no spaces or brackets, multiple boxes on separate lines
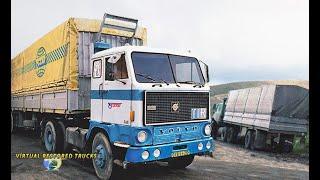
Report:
15,43,69,77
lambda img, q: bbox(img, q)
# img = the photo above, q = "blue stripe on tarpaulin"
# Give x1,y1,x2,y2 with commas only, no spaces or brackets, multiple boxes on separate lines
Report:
91,90,144,100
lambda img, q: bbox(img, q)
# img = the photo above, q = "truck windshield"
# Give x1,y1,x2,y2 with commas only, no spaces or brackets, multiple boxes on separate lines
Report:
131,52,205,85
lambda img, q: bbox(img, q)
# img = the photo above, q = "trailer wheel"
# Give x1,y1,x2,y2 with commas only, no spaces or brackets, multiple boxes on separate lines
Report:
211,121,218,139
168,155,195,169
220,127,228,142
244,130,253,149
279,135,294,153
43,121,63,152
226,127,236,143
92,132,113,180
281,142,293,153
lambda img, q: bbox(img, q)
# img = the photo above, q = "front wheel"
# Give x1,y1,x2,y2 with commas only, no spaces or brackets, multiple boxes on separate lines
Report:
92,132,113,180
168,155,195,169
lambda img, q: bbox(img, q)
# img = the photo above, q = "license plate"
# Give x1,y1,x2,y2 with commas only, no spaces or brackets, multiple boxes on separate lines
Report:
171,150,190,158
191,108,207,119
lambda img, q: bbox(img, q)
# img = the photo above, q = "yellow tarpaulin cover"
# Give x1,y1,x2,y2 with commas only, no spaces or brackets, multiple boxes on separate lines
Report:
11,18,147,95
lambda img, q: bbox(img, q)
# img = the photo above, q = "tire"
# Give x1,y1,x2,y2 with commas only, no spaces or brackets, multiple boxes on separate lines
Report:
168,155,195,169
282,143,293,153
226,127,235,143
92,132,113,180
279,135,294,153
57,121,70,152
220,127,227,142
11,113,14,134
211,121,218,139
249,130,256,150
43,121,63,152
244,130,253,149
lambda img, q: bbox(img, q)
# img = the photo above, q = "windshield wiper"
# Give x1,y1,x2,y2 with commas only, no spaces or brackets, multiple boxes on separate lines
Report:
178,81,204,87
136,73,169,86
135,73,157,82
178,80,197,84
158,78,169,86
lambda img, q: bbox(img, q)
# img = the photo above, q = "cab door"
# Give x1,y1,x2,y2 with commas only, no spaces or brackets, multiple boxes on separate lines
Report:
102,53,132,125
91,58,104,122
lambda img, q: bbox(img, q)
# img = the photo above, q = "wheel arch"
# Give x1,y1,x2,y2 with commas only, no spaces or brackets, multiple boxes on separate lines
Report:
85,126,111,152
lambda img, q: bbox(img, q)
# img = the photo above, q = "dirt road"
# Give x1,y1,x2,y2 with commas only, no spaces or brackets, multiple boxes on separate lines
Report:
11,129,308,180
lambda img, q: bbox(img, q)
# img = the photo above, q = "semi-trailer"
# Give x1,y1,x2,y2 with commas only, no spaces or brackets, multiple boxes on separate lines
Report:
11,13,214,179
211,85,308,152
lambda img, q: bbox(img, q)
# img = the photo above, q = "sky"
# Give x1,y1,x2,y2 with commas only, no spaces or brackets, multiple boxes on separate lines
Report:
11,0,309,84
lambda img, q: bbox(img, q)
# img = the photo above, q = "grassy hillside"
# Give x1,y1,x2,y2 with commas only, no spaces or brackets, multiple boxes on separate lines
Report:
210,80,309,104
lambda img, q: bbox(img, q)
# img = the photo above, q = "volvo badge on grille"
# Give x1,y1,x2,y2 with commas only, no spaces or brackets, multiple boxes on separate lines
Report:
171,102,180,112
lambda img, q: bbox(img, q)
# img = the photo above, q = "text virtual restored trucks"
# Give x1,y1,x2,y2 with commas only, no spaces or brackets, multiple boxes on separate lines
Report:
11,13,214,179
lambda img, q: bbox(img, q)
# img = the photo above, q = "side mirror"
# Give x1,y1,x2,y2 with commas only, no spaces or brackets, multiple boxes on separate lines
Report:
212,104,216,113
199,60,210,83
108,54,121,64
108,72,115,81
106,62,115,81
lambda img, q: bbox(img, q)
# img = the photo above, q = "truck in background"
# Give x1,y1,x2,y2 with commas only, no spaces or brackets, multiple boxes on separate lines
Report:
211,85,308,153
11,13,214,179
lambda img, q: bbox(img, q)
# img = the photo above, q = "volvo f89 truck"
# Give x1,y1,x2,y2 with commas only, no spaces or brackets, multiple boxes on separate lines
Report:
11,13,214,179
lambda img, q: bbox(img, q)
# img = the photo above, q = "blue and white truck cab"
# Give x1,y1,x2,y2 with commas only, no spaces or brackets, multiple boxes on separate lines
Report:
86,45,214,178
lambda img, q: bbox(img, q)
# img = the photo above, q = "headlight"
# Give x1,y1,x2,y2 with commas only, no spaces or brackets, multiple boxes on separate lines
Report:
137,131,147,143
204,124,211,136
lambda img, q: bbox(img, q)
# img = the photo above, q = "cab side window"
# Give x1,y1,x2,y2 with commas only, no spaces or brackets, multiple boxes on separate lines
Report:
92,59,102,78
105,54,128,80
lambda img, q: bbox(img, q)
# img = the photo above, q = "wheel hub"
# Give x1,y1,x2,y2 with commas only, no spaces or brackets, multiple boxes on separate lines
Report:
95,144,107,168
45,128,53,151
48,132,52,144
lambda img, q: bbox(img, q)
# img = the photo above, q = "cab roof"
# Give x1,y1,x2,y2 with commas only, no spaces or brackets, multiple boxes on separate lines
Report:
91,45,197,60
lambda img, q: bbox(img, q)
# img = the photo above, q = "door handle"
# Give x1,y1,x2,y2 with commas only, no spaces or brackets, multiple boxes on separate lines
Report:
99,83,103,97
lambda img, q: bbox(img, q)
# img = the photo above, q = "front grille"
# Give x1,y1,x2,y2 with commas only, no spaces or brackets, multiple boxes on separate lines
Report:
145,91,209,125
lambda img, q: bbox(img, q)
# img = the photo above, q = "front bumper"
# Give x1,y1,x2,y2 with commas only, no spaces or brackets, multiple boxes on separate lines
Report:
124,137,214,163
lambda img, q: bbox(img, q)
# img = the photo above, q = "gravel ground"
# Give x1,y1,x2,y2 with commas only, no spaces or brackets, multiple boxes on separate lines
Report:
11,129,309,180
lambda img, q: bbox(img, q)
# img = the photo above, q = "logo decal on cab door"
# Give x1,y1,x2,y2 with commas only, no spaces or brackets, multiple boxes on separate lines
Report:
108,103,122,109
